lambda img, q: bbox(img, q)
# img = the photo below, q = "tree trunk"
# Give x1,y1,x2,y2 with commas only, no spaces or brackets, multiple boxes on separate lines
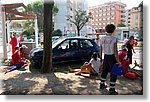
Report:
40,0,54,73
77,26,80,36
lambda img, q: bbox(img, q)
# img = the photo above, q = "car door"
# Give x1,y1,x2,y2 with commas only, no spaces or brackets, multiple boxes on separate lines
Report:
79,39,95,60
52,39,80,63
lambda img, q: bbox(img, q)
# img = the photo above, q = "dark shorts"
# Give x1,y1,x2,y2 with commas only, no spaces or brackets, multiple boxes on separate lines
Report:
103,54,117,72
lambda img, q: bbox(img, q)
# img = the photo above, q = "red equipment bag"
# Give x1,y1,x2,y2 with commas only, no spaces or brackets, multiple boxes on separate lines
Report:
124,72,140,79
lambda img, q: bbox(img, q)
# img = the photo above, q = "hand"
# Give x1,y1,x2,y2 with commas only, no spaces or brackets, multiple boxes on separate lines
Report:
118,63,122,67
117,62,122,67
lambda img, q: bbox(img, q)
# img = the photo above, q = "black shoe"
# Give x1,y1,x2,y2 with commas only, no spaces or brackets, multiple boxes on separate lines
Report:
100,83,107,89
109,89,118,95
90,73,98,76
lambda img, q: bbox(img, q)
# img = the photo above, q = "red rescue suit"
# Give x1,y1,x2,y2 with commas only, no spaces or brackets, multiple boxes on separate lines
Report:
118,49,130,75
10,50,21,65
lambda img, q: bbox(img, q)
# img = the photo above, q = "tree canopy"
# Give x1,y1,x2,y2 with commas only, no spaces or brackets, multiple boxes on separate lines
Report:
52,29,62,36
66,10,92,36
25,0,59,33
117,22,126,27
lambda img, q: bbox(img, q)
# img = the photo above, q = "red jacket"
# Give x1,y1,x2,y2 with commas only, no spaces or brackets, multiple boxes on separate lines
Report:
118,49,127,62
118,49,130,74
10,50,21,65
9,37,17,54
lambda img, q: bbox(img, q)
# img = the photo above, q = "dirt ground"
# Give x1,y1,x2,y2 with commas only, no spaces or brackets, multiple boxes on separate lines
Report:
0,63,143,95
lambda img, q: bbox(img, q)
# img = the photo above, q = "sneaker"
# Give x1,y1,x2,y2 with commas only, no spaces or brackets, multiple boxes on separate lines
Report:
109,89,118,95
100,83,107,89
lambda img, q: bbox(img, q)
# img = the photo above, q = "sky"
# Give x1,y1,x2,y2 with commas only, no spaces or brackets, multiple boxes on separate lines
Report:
1,0,143,9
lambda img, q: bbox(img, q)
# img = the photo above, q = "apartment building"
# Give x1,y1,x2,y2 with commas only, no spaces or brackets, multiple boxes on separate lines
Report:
88,1,126,33
54,0,88,36
130,2,143,29
0,0,2,46
125,9,131,27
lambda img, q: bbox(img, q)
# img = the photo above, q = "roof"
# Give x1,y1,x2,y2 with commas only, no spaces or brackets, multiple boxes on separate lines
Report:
2,3,35,20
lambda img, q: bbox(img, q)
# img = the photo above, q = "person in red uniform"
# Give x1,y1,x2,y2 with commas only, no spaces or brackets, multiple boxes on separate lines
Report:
118,45,130,75
9,33,18,55
10,46,21,65
118,45,140,79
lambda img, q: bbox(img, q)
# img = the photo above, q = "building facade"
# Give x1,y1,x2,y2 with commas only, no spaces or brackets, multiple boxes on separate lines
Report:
0,0,2,46
130,5,142,29
125,9,131,27
88,1,126,33
54,0,88,36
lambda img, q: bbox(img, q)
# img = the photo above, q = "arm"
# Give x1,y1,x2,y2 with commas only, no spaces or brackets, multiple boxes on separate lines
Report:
100,45,103,63
132,45,136,53
114,39,121,64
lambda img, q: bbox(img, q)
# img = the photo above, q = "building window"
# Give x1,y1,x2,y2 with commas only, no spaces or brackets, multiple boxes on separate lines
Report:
111,12,115,15
107,12,110,15
103,13,106,16
107,17,110,20
136,15,138,19
107,7,110,11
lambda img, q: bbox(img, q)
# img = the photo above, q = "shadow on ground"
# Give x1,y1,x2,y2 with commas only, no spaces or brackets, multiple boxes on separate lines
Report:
0,62,143,95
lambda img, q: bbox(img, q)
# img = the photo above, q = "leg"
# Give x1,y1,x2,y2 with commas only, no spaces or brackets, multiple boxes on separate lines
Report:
109,55,118,95
100,56,109,89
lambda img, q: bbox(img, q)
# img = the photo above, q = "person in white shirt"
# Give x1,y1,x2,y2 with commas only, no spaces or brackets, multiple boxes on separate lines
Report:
99,24,121,95
75,52,102,75
89,52,101,75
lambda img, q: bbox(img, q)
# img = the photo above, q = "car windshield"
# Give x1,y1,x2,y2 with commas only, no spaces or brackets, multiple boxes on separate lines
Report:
52,36,65,48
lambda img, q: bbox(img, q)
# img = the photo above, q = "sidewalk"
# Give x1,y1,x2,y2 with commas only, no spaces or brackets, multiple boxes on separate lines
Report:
0,65,143,95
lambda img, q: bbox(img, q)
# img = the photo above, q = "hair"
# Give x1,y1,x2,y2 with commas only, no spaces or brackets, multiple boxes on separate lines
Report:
129,36,134,41
121,45,126,49
92,52,98,61
15,46,19,50
105,24,116,34
20,48,23,52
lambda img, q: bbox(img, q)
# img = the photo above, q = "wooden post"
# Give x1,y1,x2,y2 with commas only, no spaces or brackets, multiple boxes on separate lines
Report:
34,15,39,48
2,8,8,60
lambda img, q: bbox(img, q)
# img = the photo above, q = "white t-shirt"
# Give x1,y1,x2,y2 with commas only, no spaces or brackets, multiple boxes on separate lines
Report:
100,35,117,55
89,58,101,73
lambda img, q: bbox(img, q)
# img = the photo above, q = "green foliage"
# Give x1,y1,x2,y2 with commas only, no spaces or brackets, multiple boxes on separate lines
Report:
25,0,59,33
10,22,22,29
21,0,59,38
22,20,35,38
26,0,44,33
52,29,62,36
52,5,59,16
117,23,126,27
66,9,92,36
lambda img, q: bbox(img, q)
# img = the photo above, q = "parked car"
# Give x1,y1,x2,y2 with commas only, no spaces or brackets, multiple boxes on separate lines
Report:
29,36,100,68
52,36,60,42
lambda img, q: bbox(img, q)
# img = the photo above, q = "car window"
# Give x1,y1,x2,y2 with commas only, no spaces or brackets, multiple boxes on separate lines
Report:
70,40,79,48
80,39,93,48
57,40,70,50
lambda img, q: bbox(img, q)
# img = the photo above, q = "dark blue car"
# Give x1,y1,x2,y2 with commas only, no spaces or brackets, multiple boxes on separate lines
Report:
29,36,100,68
